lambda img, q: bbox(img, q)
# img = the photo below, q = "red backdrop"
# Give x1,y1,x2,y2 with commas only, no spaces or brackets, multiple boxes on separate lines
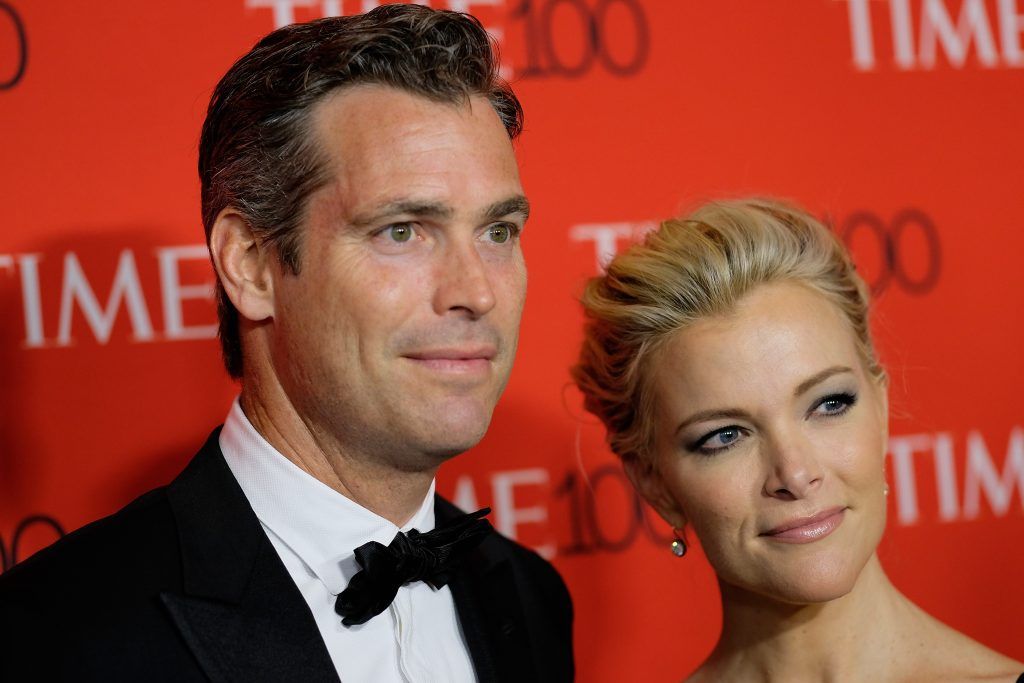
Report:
2,1,1022,679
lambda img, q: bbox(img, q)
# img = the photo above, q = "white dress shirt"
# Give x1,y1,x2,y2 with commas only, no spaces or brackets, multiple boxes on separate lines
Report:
219,399,477,683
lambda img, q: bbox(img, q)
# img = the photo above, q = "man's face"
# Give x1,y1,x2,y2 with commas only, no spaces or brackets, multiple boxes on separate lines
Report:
267,85,527,471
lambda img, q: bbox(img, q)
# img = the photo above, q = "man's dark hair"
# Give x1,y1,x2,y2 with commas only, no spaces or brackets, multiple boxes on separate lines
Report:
199,5,523,378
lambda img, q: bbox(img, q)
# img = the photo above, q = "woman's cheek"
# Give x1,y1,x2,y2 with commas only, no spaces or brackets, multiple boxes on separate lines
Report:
675,468,749,536
829,422,885,489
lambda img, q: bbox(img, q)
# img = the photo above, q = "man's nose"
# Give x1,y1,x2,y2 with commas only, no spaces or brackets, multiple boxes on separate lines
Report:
432,239,497,318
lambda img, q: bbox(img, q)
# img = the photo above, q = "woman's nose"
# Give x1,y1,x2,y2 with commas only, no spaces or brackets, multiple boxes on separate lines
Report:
762,433,825,500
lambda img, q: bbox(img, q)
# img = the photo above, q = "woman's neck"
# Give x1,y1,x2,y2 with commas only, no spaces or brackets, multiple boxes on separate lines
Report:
698,555,928,682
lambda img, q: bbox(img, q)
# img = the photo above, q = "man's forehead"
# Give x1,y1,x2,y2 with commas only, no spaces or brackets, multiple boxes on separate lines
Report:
303,84,522,223
310,83,501,146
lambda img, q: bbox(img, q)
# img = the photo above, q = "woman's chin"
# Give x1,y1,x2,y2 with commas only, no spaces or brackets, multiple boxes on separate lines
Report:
722,555,867,607
767,579,857,606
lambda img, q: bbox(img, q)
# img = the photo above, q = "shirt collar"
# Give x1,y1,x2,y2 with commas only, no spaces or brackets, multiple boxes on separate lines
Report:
219,397,437,596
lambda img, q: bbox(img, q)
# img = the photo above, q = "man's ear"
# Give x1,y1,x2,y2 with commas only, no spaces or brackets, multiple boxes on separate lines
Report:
209,209,275,322
623,455,686,530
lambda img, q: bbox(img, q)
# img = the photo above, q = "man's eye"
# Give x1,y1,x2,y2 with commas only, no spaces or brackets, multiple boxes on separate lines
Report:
384,224,415,243
486,223,517,244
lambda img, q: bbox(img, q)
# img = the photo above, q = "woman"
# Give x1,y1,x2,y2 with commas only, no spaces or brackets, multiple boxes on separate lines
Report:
573,199,1023,682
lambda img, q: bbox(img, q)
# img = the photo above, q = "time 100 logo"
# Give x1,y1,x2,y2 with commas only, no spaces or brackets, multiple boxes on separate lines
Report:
509,0,649,78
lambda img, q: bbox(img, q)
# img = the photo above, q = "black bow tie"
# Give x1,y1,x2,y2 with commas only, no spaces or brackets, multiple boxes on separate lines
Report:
334,507,492,626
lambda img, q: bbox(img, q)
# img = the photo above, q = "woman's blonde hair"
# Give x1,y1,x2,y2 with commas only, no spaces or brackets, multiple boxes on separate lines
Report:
572,198,885,465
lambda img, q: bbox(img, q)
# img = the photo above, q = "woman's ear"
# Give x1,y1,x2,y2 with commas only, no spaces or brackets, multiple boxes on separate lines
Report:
209,209,276,323
623,455,686,530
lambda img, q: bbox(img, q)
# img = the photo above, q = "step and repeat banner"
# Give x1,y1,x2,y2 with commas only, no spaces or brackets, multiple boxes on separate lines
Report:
2,0,1022,679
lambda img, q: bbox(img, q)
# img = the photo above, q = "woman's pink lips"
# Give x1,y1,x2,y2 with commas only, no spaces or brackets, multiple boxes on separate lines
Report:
760,507,846,544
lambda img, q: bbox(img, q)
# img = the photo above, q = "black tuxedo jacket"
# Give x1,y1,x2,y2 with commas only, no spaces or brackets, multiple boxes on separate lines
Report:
0,431,574,682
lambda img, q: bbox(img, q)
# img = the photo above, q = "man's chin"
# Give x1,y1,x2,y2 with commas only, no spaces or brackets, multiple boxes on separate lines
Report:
389,435,483,473
413,413,493,461
425,424,490,458
379,393,499,468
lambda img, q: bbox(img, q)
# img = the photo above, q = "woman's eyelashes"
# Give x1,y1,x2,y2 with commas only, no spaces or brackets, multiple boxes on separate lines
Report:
686,392,859,455
689,426,748,455
810,391,858,418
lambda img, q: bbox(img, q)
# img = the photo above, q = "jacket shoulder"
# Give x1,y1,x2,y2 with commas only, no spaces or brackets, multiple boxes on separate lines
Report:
0,484,199,679
0,429,226,600
0,485,180,602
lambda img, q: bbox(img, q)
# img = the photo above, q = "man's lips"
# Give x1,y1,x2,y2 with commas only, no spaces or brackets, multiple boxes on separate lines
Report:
402,347,496,372
404,346,496,360
759,507,847,544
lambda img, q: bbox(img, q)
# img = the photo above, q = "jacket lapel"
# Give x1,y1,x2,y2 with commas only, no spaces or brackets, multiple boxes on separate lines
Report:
437,496,541,683
161,431,339,683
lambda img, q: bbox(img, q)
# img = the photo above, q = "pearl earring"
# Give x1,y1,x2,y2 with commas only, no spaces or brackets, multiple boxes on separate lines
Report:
670,528,687,557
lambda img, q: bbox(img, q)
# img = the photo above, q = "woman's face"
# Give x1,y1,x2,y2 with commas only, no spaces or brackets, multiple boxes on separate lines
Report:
639,281,888,604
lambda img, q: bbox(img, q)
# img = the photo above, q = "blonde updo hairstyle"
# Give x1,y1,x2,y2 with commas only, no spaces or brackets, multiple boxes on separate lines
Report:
572,198,886,467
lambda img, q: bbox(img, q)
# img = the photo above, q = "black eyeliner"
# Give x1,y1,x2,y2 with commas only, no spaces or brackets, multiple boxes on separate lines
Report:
813,391,858,416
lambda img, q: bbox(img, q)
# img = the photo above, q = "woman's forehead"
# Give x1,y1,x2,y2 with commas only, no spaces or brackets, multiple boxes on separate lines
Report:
655,282,863,402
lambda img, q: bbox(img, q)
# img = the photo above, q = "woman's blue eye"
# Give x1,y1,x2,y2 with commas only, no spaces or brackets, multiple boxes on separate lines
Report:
813,392,857,416
692,427,745,454
713,429,741,446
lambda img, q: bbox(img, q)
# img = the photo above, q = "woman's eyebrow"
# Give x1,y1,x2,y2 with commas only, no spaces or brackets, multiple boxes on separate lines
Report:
673,366,855,436
793,366,854,397
674,408,750,437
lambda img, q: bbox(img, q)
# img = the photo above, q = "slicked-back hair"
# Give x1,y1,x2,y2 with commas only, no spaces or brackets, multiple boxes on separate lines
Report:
572,198,886,467
199,4,522,378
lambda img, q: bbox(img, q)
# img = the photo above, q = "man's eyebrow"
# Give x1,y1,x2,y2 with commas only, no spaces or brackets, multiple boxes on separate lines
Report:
349,200,454,227
793,366,853,397
483,195,530,222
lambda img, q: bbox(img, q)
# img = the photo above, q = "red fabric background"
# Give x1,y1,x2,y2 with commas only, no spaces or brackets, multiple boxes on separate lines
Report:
1,1,1022,679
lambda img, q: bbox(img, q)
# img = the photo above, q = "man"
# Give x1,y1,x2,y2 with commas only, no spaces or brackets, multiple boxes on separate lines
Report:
0,6,573,681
